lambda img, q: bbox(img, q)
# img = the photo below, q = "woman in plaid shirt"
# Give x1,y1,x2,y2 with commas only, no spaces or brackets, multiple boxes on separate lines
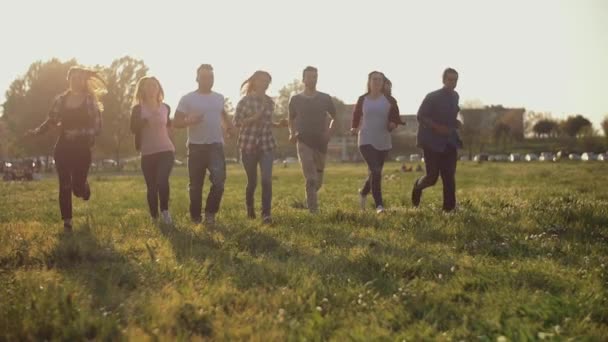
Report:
234,70,287,224
27,67,106,232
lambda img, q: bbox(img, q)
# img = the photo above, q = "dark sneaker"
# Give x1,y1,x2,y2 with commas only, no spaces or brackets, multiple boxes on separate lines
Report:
247,207,256,219
82,182,91,201
411,179,422,207
443,204,457,213
262,215,273,225
161,211,173,225
64,221,73,233
204,213,216,227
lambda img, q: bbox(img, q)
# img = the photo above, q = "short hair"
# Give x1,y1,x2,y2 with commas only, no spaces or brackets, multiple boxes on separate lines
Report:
443,67,458,80
197,64,214,75
302,66,318,79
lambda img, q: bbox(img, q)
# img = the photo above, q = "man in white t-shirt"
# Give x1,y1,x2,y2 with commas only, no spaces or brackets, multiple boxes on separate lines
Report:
173,64,236,225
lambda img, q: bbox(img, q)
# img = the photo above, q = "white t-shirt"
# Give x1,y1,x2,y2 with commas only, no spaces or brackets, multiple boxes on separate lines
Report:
176,91,225,145
358,95,392,150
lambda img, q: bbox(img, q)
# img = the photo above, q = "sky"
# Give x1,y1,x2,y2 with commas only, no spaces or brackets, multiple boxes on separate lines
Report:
1,0,607,128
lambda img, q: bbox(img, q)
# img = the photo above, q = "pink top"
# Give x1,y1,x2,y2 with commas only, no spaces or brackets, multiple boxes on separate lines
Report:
140,104,175,156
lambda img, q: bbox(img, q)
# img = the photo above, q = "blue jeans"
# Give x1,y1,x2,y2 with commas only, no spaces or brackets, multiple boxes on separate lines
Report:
188,143,226,219
241,149,274,217
141,151,174,218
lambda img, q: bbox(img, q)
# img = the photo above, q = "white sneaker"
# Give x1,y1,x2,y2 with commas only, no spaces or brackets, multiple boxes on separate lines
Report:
161,211,172,225
359,194,367,211
376,205,386,214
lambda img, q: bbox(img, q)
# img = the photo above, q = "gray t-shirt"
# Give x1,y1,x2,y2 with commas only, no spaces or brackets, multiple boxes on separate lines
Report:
288,91,336,153
358,95,392,151
176,91,225,145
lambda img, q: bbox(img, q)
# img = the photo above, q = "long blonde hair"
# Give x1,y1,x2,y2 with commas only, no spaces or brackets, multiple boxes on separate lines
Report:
133,76,165,107
240,70,272,96
67,66,107,110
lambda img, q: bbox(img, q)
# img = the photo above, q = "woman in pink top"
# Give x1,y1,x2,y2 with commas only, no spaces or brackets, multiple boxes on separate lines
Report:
130,77,175,224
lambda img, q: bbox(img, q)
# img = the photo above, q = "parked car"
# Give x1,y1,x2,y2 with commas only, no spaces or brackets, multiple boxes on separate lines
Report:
409,154,421,162
509,153,522,162
174,159,185,166
554,150,569,161
597,153,607,161
3,160,34,181
473,153,489,162
284,157,298,164
492,154,509,162
395,155,408,162
459,155,470,161
539,152,554,162
525,153,538,162
581,152,596,161
568,153,581,161
102,159,118,167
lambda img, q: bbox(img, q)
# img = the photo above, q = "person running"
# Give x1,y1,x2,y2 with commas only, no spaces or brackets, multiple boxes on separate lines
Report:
173,64,236,225
27,67,105,232
130,76,175,224
411,68,463,212
234,70,287,224
351,71,404,213
288,66,337,214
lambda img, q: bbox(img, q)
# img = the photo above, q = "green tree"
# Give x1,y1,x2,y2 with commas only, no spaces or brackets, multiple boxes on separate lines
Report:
98,56,148,166
273,80,303,158
601,116,608,140
560,115,592,138
2,58,78,161
532,119,559,138
274,79,303,118
524,111,551,137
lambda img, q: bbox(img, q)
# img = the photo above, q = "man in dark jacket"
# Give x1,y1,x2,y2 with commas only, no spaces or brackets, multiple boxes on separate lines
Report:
411,68,463,212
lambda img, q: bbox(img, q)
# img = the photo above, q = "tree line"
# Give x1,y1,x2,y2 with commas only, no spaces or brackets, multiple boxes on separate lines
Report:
1,57,606,163
0,57,347,164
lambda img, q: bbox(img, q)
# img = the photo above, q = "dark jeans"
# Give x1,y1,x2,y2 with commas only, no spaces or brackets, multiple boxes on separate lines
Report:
141,151,175,218
359,145,388,207
416,146,458,211
241,149,274,217
54,146,91,220
188,143,226,220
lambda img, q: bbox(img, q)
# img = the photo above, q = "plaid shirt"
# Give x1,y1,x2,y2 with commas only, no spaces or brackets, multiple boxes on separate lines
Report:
234,95,276,153
38,92,102,139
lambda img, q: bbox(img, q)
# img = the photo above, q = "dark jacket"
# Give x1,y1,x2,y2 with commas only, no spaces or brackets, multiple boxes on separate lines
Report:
129,103,172,151
416,88,462,152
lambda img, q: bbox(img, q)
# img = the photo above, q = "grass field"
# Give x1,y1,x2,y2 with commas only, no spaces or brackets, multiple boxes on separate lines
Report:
1,162,608,341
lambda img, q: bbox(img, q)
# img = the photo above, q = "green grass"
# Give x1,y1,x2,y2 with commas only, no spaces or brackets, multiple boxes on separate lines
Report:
1,162,608,341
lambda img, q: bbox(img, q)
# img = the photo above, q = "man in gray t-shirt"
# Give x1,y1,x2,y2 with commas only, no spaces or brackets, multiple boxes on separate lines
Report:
289,91,336,153
173,64,236,225
288,66,337,213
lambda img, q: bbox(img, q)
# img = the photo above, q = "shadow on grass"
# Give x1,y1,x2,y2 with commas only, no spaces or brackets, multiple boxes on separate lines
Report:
158,222,290,290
